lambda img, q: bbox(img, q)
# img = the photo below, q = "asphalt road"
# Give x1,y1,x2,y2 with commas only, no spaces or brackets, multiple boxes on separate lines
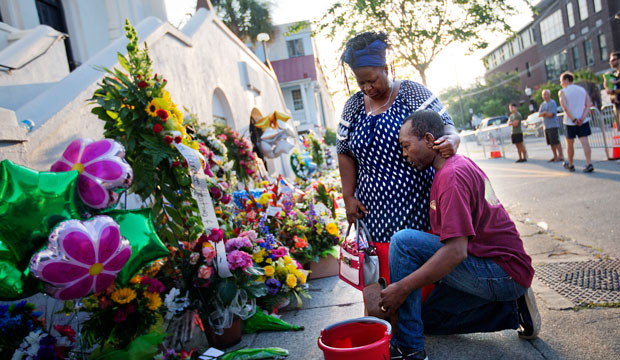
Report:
460,135,620,258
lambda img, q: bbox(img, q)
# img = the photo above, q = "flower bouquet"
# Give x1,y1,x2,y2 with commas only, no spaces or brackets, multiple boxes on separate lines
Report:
214,125,259,185
0,301,44,358
80,274,167,353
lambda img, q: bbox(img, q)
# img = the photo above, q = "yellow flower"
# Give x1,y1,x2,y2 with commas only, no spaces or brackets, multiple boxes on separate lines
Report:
257,276,266,282
260,181,269,187
111,288,137,304
265,258,273,264
144,292,162,310
130,275,142,284
283,255,293,265
299,272,307,285
326,223,339,237
257,193,273,206
286,274,297,288
153,97,171,110
286,264,298,273
146,99,159,117
264,265,275,277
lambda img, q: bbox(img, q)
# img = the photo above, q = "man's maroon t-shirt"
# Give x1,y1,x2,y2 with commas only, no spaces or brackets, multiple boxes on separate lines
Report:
429,155,534,288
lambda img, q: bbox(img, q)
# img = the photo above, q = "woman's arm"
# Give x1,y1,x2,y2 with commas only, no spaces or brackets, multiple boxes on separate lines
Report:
432,124,461,158
338,153,367,224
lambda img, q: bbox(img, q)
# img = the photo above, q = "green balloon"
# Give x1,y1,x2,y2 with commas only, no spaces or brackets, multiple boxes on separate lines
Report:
0,160,81,299
103,208,169,285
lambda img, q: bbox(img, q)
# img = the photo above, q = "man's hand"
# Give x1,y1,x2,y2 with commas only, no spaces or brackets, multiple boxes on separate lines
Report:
433,133,460,158
343,196,368,224
379,281,409,318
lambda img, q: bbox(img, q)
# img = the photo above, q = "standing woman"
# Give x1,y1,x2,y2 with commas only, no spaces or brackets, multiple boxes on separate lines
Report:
337,32,460,282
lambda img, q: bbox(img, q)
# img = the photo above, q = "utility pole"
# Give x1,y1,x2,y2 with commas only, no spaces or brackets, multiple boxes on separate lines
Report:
457,85,466,129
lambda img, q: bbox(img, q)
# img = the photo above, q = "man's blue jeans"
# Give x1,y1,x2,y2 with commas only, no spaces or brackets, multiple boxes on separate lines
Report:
389,230,527,351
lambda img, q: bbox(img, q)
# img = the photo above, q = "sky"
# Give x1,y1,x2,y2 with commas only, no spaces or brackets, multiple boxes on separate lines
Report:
165,0,534,111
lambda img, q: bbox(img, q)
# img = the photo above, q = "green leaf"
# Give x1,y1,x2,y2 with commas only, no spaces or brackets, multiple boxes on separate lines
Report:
118,52,131,72
244,282,267,298
216,279,238,306
245,266,265,276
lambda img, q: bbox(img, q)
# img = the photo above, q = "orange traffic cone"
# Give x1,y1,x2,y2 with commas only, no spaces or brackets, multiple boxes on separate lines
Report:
490,138,502,158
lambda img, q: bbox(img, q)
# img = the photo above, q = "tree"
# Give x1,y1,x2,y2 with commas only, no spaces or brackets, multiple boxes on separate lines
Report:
209,0,274,45
439,72,522,128
318,0,529,86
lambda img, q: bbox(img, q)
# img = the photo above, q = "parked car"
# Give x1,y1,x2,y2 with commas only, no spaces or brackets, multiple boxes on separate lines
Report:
475,115,510,144
523,113,544,137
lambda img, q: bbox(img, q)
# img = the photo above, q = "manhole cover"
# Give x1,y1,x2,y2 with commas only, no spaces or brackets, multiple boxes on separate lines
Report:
535,259,620,305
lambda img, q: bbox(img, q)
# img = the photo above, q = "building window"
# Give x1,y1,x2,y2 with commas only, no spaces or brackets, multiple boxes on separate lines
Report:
572,46,580,69
544,50,568,81
598,34,607,61
291,89,304,110
577,0,588,21
499,47,505,62
540,10,565,45
593,0,602,13
286,39,304,58
521,29,533,49
583,39,594,66
526,62,531,77
566,3,575,28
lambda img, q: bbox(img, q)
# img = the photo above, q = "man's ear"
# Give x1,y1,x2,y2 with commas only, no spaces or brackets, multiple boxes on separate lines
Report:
424,132,436,148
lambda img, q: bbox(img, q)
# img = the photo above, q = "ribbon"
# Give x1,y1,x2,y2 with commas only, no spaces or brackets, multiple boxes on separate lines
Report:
207,289,256,335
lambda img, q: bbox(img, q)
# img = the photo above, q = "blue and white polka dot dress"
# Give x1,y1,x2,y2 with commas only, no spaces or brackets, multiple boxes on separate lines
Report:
337,80,453,243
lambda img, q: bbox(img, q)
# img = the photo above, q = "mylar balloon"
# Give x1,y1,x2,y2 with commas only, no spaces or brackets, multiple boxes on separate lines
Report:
0,160,82,299
30,216,132,300
273,139,294,157
51,138,133,209
103,208,169,285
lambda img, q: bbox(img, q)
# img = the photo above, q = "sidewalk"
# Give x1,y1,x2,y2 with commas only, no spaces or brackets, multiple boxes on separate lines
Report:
226,217,620,359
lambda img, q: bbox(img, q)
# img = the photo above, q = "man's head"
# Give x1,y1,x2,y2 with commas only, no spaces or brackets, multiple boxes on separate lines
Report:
509,103,518,113
560,72,574,87
610,51,620,70
398,110,444,170
542,89,551,102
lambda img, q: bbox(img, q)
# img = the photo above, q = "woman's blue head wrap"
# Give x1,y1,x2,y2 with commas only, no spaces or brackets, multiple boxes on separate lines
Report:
343,39,387,69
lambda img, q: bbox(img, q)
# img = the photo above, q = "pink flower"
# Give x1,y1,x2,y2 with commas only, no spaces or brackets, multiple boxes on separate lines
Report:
204,163,213,177
220,194,231,204
51,139,133,209
189,252,200,265
141,277,165,293
198,265,213,280
227,250,253,271
114,303,135,323
225,237,252,252
207,228,224,243
30,216,132,300
272,246,288,259
239,230,257,242
217,134,227,141
202,245,216,264
210,186,222,200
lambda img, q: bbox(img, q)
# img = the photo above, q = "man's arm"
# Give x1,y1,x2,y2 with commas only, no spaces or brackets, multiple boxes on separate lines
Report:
379,236,468,316
559,91,574,123
577,94,593,125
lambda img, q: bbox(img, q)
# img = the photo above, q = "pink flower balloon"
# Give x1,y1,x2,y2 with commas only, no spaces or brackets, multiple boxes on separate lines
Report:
51,138,133,209
30,216,132,300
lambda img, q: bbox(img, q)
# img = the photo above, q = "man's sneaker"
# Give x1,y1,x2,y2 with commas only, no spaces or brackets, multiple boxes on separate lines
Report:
390,343,428,360
583,164,594,173
562,162,575,172
517,288,541,339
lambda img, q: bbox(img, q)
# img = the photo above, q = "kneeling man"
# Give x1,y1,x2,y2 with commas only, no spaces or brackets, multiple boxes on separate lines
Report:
381,110,540,360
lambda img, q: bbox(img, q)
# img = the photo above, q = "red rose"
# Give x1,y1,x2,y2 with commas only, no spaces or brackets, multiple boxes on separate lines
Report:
174,136,182,143
153,124,163,133
156,109,169,121
137,81,148,88
164,136,173,144
172,161,180,167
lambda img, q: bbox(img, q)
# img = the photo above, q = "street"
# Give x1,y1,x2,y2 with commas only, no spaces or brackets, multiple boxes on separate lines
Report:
461,134,620,258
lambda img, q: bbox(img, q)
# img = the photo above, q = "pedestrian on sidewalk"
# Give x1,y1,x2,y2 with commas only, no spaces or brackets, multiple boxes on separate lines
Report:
558,72,594,173
508,103,527,162
604,51,620,130
538,89,564,162
381,110,540,360
336,31,460,283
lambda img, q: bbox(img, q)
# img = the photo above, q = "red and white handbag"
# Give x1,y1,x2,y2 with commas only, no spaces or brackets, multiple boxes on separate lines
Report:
339,220,379,291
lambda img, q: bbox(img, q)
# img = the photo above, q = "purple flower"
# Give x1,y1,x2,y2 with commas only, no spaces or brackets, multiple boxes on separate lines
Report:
227,250,253,271
141,277,166,293
265,278,281,296
225,237,253,252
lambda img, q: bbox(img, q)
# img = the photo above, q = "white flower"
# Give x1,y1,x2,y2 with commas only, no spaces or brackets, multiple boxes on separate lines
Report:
11,349,25,360
164,287,182,320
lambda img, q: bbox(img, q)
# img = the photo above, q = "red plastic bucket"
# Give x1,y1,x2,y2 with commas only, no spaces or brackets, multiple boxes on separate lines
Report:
318,317,392,360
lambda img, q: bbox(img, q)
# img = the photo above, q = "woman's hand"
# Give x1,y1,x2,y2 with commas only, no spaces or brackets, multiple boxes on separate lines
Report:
432,133,460,158
379,281,409,318
343,196,368,224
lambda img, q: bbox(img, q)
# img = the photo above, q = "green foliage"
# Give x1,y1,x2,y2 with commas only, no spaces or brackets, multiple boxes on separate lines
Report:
439,72,521,128
532,81,562,109
211,0,274,45
318,0,528,85
324,128,337,146
307,132,324,168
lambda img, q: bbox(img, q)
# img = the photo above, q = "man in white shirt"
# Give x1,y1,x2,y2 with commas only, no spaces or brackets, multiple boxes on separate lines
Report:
558,72,593,173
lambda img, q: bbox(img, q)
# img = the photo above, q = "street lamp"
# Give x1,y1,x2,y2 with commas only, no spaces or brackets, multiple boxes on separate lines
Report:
257,33,273,71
